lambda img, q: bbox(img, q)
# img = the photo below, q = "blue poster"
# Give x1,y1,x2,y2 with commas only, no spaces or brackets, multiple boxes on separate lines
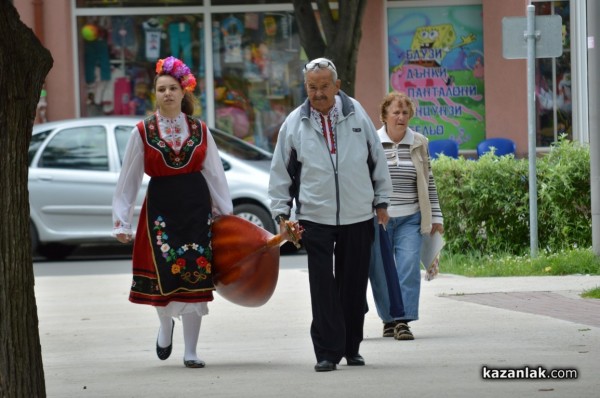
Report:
387,5,485,149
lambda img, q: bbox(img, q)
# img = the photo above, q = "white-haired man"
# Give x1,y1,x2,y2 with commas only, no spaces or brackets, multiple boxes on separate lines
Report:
269,58,392,372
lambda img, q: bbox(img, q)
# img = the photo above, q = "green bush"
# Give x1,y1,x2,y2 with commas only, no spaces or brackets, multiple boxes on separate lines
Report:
432,137,591,255
536,138,591,250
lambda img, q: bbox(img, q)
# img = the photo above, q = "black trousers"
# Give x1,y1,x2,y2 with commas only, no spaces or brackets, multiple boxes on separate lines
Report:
300,219,374,363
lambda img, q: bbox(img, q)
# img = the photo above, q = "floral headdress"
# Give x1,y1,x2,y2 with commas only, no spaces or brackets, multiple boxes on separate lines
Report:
155,56,197,93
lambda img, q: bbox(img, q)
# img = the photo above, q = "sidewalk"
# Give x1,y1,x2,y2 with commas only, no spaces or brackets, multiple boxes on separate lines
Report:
35,254,600,398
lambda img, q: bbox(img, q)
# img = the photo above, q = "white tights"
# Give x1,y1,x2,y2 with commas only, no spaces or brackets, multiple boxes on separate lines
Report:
157,312,203,361
182,312,202,361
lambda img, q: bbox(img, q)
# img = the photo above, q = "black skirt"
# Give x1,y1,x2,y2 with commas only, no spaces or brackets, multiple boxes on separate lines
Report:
144,171,214,296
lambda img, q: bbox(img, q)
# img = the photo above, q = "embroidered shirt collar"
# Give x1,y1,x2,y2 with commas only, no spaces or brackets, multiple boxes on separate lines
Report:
157,110,185,126
156,111,188,152
310,95,341,129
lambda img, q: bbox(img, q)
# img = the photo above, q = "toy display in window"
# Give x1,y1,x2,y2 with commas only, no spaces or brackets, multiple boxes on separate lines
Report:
258,43,270,77
113,75,132,115
263,15,277,38
245,43,269,79
215,85,251,139
221,15,244,64
129,79,153,116
143,18,162,62
111,16,137,62
168,19,193,67
82,22,113,116
82,23,111,85
212,21,222,78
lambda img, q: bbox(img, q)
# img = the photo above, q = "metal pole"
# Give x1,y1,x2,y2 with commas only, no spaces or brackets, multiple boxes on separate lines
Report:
589,0,600,255
526,5,539,257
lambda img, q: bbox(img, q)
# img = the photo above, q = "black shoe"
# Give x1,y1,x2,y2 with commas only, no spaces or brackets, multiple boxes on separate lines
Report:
183,359,206,368
346,354,365,366
314,360,336,372
156,319,175,360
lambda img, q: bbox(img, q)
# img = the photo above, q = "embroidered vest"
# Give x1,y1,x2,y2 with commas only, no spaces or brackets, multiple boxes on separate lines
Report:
137,114,206,169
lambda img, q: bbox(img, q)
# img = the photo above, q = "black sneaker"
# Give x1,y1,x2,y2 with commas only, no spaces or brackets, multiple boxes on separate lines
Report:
394,322,414,340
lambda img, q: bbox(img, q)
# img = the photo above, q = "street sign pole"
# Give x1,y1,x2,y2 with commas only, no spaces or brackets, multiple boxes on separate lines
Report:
503,7,561,258
588,0,600,256
526,5,539,258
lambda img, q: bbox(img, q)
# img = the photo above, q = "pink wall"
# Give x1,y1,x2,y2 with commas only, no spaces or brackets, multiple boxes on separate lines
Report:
14,0,75,122
482,0,529,157
355,0,386,128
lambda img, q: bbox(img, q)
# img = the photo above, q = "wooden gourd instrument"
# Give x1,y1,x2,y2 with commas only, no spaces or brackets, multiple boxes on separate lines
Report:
211,214,302,307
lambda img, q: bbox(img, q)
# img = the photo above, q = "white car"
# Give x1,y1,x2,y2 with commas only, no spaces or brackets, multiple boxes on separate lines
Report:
28,117,276,260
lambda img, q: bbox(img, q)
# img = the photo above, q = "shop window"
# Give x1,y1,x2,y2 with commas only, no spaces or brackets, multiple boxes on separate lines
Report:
534,1,572,146
386,4,486,151
212,12,304,150
77,15,206,117
76,10,306,152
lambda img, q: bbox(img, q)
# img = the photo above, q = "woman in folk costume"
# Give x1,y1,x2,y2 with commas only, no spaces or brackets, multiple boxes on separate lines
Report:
113,56,232,368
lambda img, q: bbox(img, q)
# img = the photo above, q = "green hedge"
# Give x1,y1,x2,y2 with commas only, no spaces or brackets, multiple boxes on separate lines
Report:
432,138,591,255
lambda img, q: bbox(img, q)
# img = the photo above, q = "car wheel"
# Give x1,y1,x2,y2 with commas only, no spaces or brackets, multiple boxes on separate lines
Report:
37,243,76,261
233,203,276,234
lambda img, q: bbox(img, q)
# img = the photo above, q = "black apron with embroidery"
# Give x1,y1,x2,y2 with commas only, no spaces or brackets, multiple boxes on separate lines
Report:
146,171,214,295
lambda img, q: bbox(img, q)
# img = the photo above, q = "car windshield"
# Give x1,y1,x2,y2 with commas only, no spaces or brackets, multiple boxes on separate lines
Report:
211,130,272,161
29,130,52,166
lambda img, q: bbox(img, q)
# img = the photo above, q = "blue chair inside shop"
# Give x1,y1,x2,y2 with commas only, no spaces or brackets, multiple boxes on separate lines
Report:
476,138,516,157
428,139,459,159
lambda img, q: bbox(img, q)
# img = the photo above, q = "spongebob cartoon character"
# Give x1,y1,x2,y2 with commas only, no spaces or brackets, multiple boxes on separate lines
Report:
408,24,475,67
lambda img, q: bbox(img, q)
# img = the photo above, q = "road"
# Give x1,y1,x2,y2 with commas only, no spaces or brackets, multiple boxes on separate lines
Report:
33,244,306,276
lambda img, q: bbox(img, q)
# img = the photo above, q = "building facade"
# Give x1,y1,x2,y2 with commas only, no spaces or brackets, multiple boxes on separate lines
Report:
14,0,589,157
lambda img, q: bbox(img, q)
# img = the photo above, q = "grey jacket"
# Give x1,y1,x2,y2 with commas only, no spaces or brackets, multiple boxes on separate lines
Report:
269,91,392,225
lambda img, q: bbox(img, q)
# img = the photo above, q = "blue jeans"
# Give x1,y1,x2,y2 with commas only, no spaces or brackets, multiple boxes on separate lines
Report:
369,212,422,322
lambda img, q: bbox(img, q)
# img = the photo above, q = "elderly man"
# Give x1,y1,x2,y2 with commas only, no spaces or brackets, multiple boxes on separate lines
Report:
269,58,392,372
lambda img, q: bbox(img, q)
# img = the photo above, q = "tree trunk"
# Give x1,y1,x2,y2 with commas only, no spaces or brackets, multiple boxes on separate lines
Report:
292,0,367,97
0,1,53,397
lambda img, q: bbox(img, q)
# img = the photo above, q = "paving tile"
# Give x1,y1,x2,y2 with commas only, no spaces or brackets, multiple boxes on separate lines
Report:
444,291,600,327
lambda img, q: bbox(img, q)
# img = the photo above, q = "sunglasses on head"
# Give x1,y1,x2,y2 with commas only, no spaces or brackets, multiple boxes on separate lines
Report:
303,60,337,72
